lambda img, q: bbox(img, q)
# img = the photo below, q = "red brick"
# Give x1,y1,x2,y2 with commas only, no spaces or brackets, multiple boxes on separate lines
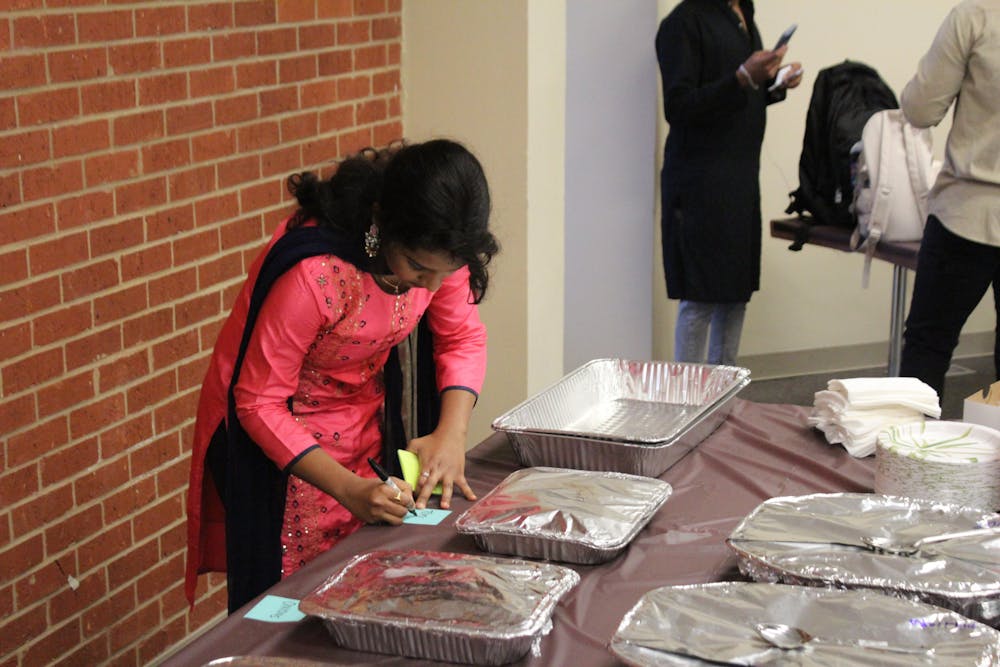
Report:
278,54,316,83
356,98,387,124
171,228,219,266
6,417,67,469
32,300,92,346
154,389,198,434
0,322,31,359
234,1,276,27
188,3,233,32
81,79,136,115
299,24,336,49
151,329,199,370
113,110,164,147
239,178,282,212
197,250,244,288
96,349,149,392
216,155,260,191
13,14,76,48
36,368,95,418
97,413,153,459
319,0,353,18
2,394,37,435
122,306,173,347
0,97,15,131
168,165,216,202
338,129,372,159
166,101,213,136
103,479,156,531
276,0,314,22
174,294,219,332
142,138,191,174
121,243,171,282
43,496,101,551
83,150,139,188
18,87,80,126
109,597,161,655
281,112,318,142
74,457,130,506
318,49,353,76
337,19,371,45
138,72,188,106
211,31,256,61
21,160,84,203
303,134,341,165
144,202,194,241
139,613,186,665
387,41,400,65
354,44,387,70
48,46,109,83
162,36,211,69
0,583,11,620
135,5,186,36
0,53,46,89
355,0,387,15
129,433,180,481
147,268,198,307
0,464,40,506
15,561,64,615
189,65,235,98
191,129,236,163
372,16,401,40
195,191,240,227
0,128,50,169
47,564,106,628
261,144,300,177
214,93,259,126
125,370,176,414
236,121,280,152
336,74,371,101
24,618,85,667
0,273,59,321
319,104,354,133
90,218,144,258
108,41,161,74
57,190,116,230
260,86,298,118
61,258,119,301
257,27,296,55
51,624,110,666
235,60,276,89
81,587,134,638
301,79,338,108
177,352,212,393
77,9,132,42
52,119,110,159
115,176,167,216
373,69,400,95
0,599,46,650
2,346,64,395
10,482,73,537
0,172,20,208
68,393,126,441
64,325,123,372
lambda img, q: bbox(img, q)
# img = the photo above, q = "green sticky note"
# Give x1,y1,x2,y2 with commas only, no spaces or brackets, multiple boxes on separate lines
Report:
245,595,305,623
397,449,443,495
402,508,451,525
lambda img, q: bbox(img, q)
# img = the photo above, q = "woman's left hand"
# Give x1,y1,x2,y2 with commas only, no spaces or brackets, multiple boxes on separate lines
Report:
407,430,476,510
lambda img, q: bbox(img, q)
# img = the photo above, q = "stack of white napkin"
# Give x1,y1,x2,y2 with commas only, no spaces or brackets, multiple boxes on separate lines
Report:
809,377,941,457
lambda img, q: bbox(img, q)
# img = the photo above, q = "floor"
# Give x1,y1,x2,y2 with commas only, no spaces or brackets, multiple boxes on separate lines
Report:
739,354,996,421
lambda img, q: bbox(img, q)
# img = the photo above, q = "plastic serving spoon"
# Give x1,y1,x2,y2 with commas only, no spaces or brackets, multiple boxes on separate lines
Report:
860,526,1000,556
753,623,932,655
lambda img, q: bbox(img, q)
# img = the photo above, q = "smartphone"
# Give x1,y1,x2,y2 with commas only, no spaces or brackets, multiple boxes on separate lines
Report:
773,23,797,50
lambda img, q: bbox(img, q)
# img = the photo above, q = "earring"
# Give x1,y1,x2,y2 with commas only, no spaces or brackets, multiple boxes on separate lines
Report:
364,223,380,258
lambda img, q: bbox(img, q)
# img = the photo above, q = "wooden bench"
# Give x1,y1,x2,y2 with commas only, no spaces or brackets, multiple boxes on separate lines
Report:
770,216,921,376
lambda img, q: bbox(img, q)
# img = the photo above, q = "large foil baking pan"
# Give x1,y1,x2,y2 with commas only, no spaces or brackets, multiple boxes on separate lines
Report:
298,550,579,665
609,581,1000,666
491,359,749,477
727,493,1000,628
455,467,672,564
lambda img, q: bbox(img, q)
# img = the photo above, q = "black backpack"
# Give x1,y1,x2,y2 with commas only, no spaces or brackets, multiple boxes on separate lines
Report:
785,60,898,249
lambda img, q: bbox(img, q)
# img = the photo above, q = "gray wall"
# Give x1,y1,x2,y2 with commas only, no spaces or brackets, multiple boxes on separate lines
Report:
564,0,659,372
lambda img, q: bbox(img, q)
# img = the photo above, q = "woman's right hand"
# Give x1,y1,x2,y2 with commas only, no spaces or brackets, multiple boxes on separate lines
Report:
339,475,413,525
741,46,785,87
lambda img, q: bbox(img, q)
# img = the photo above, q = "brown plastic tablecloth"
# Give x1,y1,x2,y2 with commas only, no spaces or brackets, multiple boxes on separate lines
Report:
164,399,874,667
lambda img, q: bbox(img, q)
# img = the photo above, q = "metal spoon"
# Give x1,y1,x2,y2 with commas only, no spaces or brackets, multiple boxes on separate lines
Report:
861,526,1000,556
754,623,932,655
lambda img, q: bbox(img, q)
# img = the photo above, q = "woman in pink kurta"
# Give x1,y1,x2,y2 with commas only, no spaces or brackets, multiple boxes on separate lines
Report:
185,140,498,611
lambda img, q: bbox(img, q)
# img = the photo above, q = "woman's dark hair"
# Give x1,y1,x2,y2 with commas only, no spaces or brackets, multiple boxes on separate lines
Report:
286,139,499,303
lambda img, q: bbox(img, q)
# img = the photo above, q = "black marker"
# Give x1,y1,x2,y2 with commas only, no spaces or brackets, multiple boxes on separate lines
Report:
367,457,417,516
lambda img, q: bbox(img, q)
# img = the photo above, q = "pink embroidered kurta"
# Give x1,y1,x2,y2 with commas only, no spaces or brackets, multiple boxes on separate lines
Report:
184,219,487,604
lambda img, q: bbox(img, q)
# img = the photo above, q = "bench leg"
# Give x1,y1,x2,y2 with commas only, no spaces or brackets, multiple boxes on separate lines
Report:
888,266,909,377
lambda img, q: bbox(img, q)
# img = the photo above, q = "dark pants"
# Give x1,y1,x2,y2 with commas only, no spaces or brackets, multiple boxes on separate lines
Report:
900,215,1000,398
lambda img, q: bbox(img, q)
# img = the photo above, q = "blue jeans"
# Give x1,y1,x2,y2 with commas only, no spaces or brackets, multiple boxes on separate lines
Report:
675,300,746,366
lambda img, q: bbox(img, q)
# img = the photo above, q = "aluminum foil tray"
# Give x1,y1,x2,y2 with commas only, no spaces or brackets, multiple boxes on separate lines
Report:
609,582,1000,666
491,359,749,477
727,493,1000,628
298,549,579,665
455,467,672,564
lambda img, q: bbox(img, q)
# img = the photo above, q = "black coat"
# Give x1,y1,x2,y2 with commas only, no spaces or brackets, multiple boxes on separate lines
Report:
656,0,784,303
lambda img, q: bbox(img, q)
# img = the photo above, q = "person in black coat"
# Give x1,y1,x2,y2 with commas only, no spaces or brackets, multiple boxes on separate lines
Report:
656,0,801,365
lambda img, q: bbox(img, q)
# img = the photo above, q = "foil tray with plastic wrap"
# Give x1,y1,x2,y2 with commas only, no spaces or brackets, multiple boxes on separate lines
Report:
726,492,1000,628
491,359,750,477
455,467,672,564
298,549,579,665
609,581,1000,666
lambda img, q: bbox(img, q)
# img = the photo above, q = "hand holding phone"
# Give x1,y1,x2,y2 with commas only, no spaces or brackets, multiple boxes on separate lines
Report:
773,23,797,51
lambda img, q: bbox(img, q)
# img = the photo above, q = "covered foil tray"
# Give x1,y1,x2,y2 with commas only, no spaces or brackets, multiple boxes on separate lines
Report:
298,549,579,665
454,467,672,564
491,359,750,477
727,493,1000,628
609,581,1000,666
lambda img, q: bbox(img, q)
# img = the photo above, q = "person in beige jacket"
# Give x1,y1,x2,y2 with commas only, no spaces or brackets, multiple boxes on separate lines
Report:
900,0,1000,399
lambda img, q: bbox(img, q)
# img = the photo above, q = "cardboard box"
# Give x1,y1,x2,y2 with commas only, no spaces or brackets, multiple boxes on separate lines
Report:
963,380,1000,431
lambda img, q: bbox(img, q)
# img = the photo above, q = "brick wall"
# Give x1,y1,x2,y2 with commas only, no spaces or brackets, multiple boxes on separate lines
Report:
0,1,402,664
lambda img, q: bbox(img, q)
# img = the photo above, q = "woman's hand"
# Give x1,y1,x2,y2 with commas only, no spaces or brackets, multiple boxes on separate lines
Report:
408,430,476,510
337,474,413,525
740,46,785,88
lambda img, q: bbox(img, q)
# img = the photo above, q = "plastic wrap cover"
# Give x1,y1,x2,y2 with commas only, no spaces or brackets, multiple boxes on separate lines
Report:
298,550,579,665
454,467,672,564
727,493,1000,627
491,359,750,477
609,582,1000,666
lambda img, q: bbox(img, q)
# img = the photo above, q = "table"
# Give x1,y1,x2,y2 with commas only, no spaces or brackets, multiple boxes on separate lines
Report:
770,216,920,376
165,400,874,667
